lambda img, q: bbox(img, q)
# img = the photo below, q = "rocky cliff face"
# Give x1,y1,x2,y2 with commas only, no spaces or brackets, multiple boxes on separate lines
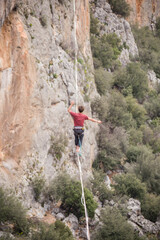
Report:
126,0,160,28
91,0,139,65
0,0,99,206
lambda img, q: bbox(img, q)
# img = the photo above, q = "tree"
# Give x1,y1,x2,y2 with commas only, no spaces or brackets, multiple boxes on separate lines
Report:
108,0,130,17
94,207,136,240
114,174,147,200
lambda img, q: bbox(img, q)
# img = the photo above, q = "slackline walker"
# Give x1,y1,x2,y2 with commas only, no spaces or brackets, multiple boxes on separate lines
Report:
67,1,102,239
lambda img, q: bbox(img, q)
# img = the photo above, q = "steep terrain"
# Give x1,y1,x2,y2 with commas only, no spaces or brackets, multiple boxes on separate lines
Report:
0,0,98,204
0,0,160,239
126,0,160,27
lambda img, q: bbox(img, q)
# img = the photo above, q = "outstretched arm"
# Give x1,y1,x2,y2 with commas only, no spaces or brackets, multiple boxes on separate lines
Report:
68,101,74,112
88,117,102,124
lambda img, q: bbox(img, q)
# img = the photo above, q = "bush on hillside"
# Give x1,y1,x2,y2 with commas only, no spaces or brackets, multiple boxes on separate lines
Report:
135,154,160,195
93,124,128,171
91,33,122,70
93,207,144,240
128,128,143,145
106,91,136,129
94,67,113,95
0,187,29,234
141,193,160,222
31,220,74,240
114,62,149,102
48,174,97,218
114,174,147,200
91,96,108,122
132,25,160,78
108,0,130,17
126,96,147,127
126,145,148,163
144,94,160,119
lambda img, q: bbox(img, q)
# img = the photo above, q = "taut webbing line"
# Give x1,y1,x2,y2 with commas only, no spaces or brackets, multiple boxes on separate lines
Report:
77,153,90,240
73,0,78,113
73,0,91,239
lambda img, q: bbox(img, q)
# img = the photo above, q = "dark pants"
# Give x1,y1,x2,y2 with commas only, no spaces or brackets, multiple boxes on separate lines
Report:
73,129,84,147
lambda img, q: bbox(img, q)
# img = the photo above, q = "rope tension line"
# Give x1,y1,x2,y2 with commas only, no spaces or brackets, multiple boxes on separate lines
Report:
73,0,91,239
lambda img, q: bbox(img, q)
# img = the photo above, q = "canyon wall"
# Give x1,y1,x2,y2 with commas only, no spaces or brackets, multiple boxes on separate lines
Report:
0,0,98,205
126,0,160,27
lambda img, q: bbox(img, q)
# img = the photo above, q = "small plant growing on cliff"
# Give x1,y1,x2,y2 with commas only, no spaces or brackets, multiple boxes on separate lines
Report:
90,13,100,35
39,16,47,27
32,175,46,201
48,174,97,218
48,134,68,160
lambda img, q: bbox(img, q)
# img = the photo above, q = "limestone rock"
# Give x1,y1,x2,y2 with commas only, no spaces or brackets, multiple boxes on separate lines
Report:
91,0,139,65
64,213,79,231
127,198,160,235
126,0,160,28
0,0,99,207
148,70,160,88
56,212,65,221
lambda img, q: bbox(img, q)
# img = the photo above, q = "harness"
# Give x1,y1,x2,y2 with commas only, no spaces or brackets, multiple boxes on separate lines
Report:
73,126,84,137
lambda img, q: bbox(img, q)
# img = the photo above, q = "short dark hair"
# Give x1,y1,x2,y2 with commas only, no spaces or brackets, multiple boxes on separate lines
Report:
78,106,84,113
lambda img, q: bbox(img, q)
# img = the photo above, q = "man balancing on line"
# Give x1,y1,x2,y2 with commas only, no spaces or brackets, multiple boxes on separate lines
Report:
68,101,102,153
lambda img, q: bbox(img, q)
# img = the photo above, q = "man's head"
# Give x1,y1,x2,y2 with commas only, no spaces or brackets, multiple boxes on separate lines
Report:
78,106,84,113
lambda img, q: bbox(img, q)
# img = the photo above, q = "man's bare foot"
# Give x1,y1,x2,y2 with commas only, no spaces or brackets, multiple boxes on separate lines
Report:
76,146,80,152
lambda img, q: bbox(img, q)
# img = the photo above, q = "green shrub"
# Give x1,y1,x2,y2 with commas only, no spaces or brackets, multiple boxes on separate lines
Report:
94,67,113,95
32,175,45,201
126,145,149,163
114,62,149,102
91,33,122,70
114,174,147,200
132,25,160,78
0,187,29,234
91,96,108,122
144,94,160,119
31,220,74,240
93,150,121,171
91,170,113,205
140,125,154,145
128,128,143,145
93,124,128,171
106,91,136,129
90,13,100,35
141,193,160,222
156,17,160,37
48,134,68,160
108,0,130,17
126,96,147,127
48,174,97,219
93,207,137,240
135,154,160,195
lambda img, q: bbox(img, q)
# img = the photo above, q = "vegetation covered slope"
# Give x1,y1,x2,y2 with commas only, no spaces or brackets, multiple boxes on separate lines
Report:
90,2,160,239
